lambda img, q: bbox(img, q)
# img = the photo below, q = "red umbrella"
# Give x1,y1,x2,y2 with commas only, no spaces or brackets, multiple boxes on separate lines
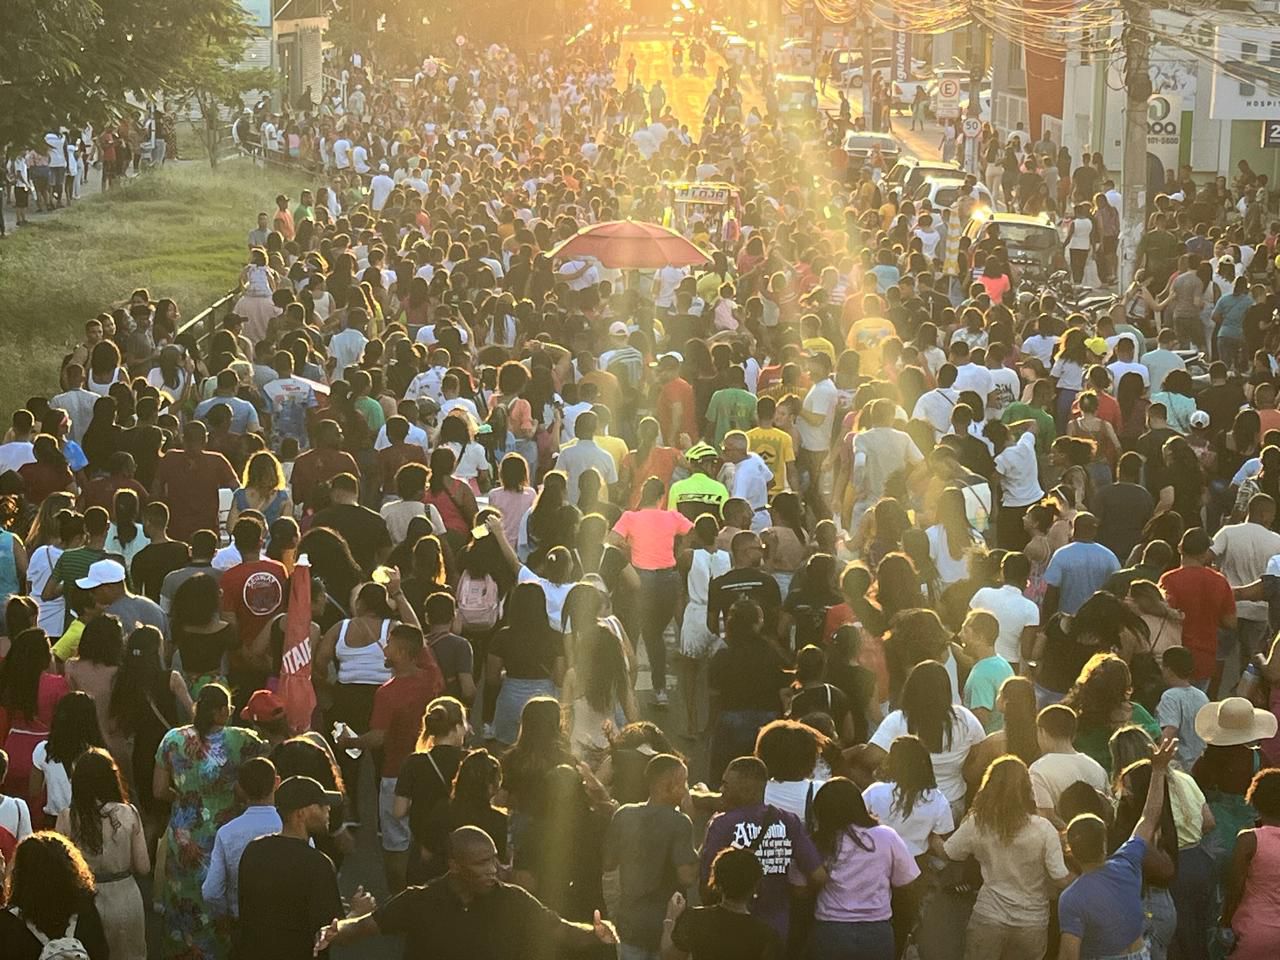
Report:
548,219,711,269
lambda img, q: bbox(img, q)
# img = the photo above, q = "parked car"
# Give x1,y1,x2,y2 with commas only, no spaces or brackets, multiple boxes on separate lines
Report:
912,176,994,211
775,75,820,126
841,131,901,173
884,157,964,199
963,210,1067,282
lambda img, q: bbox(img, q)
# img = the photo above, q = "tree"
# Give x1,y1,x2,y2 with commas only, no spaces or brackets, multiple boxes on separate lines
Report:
0,0,270,161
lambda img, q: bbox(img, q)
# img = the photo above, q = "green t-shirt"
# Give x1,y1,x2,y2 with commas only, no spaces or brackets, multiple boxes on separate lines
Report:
667,473,729,521
963,654,1015,732
704,388,758,445
1001,402,1056,455
354,395,386,432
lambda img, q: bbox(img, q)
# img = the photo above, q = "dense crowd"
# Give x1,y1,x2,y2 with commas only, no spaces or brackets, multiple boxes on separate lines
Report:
5,14,1280,960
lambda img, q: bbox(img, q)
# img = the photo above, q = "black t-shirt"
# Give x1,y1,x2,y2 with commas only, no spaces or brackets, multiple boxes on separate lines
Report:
311,503,392,574
175,622,237,676
396,744,464,843
0,900,109,960
788,681,852,733
1135,426,1178,496
1038,613,1109,695
670,905,783,960
131,540,191,601
419,801,509,877
374,879,567,960
491,624,563,680
825,661,877,743
782,587,842,650
426,630,475,699
236,834,343,960
707,567,783,635
709,640,787,713
1093,481,1155,562
1198,382,1246,435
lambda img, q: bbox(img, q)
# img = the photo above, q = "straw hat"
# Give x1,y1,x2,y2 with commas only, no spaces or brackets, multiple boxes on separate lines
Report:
1194,697,1278,748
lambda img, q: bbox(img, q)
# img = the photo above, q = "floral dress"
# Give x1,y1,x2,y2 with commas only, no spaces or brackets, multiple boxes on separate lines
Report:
155,724,264,960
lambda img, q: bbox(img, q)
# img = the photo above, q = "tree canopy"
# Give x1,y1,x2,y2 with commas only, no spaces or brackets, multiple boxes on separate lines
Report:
0,0,268,150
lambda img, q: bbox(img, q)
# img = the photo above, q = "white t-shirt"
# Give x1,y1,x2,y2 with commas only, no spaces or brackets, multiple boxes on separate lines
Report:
862,781,955,856
1107,360,1149,392
332,139,352,169
993,432,1044,509
726,453,773,513
763,778,826,821
798,377,838,452
352,145,370,174
0,441,35,474
1028,751,1110,810
926,523,982,589
369,174,396,211
870,707,987,806
1020,335,1058,368
986,367,1021,419
31,741,72,816
970,583,1040,663
952,362,994,401
653,265,687,308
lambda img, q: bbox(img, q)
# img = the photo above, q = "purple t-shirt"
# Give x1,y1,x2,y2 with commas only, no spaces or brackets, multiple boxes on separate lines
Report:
700,803,822,940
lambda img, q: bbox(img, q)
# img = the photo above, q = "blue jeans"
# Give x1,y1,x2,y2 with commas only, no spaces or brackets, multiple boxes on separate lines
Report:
807,919,894,960
636,567,677,692
1217,334,1244,372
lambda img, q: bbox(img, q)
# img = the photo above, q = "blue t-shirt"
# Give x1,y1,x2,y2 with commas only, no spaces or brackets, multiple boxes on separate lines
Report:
1043,541,1120,615
1214,293,1251,339
1058,836,1146,958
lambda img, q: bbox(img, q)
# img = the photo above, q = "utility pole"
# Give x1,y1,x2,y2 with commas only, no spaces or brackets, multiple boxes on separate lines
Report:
862,1,874,126
1119,0,1152,288
965,17,983,175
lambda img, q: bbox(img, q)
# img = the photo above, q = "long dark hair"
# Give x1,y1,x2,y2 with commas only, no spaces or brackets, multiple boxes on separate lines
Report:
67,748,127,856
900,660,957,753
108,625,177,735
0,629,52,719
45,691,105,766
885,735,937,819
771,491,807,542
1062,653,1131,733
272,734,346,796
193,683,231,740
113,488,141,547
1000,676,1041,766
811,777,879,856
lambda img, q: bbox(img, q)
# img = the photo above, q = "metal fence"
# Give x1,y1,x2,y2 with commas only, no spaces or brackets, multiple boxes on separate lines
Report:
175,286,243,355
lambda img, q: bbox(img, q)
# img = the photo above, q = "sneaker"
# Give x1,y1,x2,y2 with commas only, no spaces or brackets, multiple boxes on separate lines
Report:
654,689,669,707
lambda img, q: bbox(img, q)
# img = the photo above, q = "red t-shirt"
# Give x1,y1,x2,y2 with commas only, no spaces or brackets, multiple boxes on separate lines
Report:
291,448,360,509
153,450,238,541
656,377,698,445
1159,565,1235,681
371,668,444,777
220,559,288,648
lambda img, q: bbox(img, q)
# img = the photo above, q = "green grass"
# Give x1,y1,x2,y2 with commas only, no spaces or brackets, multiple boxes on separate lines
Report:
0,159,311,412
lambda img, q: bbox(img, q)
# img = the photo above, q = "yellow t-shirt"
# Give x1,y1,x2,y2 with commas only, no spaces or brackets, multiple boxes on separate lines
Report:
747,426,796,494
51,619,86,662
846,316,897,372
802,337,837,364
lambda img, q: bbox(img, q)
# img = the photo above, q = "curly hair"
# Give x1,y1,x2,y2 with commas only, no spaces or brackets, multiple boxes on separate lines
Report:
969,755,1035,843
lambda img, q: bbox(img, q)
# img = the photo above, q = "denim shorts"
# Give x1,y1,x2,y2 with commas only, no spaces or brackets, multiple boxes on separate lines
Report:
379,776,411,852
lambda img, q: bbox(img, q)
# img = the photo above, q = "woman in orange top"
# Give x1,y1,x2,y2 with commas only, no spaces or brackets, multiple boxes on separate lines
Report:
620,417,682,510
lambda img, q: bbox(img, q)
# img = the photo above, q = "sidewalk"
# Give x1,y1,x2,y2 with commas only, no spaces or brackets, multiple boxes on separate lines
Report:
0,160,173,235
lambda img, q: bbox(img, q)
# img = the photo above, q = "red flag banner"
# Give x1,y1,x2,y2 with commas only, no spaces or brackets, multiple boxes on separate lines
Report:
278,555,317,734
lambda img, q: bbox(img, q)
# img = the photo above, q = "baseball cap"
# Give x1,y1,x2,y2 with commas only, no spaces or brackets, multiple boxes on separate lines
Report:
656,351,683,363
1084,336,1109,357
685,442,718,461
275,776,343,815
240,690,286,724
1189,410,1210,429
76,559,126,590
608,321,630,337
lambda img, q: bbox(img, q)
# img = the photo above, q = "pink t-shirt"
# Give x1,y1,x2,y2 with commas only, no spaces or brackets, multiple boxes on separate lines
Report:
612,509,694,570
489,486,537,546
815,824,921,923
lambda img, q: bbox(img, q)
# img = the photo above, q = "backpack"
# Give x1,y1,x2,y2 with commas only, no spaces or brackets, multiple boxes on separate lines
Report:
456,572,500,631
9,910,89,960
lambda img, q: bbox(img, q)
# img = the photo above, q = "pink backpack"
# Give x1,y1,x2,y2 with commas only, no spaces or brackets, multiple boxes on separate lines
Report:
456,572,500,631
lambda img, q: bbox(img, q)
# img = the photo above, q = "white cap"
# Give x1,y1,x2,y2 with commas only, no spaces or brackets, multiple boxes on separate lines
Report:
1189,410,1210,429
76,559,126,590
608,321,629,337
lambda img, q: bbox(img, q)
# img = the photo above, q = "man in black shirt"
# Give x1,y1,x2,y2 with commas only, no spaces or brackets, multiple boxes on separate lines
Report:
310,471,392,574
707,531,783,637
237,776,359,960
129,501,191,601
1196,362,1246,434
316,826,618,960
1135,402,1179,498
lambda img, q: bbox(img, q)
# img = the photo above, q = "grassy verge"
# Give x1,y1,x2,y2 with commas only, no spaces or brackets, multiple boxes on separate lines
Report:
0,159,311,411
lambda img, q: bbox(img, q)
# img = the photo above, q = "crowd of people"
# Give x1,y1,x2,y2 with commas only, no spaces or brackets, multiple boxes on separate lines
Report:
5,13,1280,960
